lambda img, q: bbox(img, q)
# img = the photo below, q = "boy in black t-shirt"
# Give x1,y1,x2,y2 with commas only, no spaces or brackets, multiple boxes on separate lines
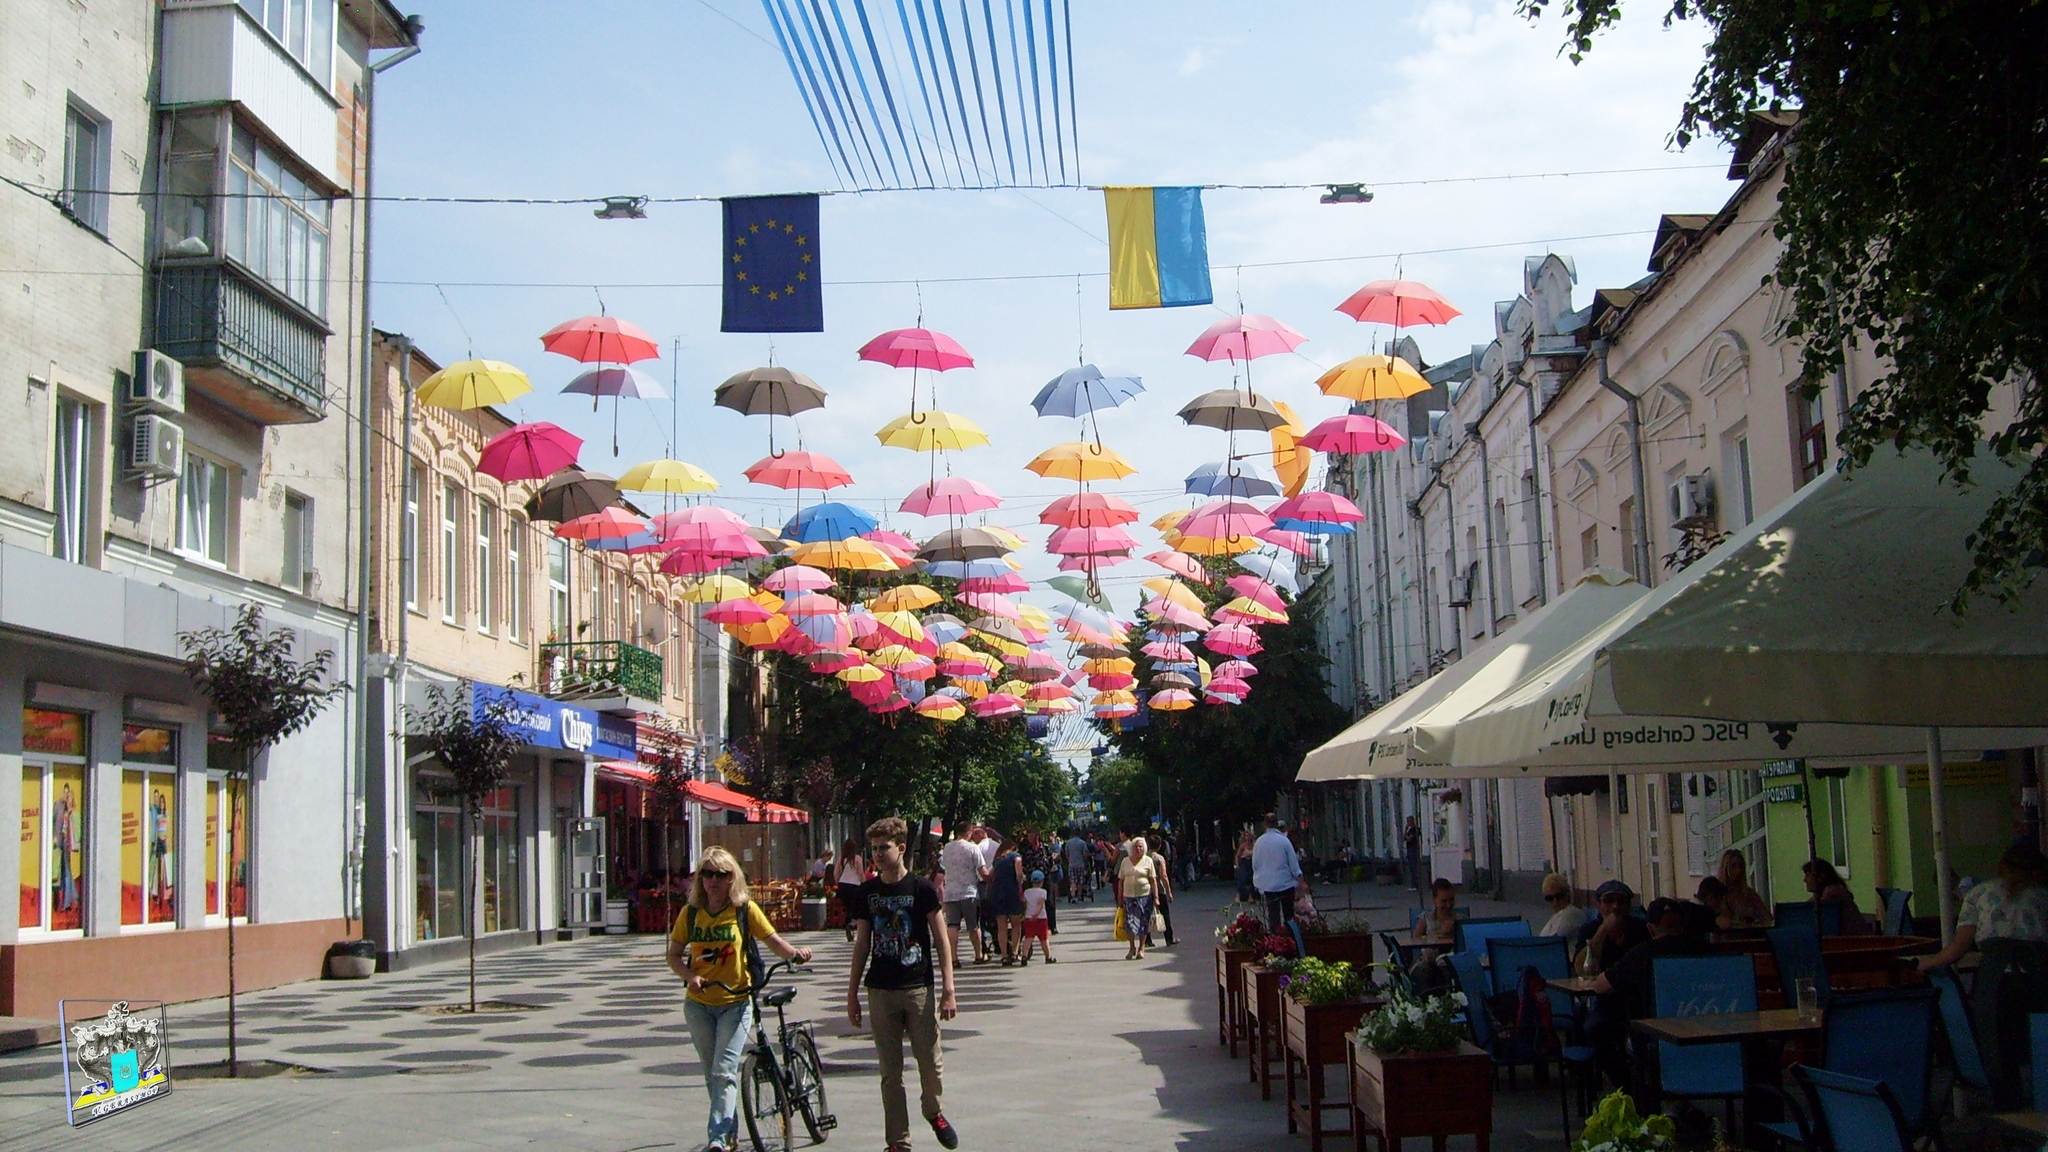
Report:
847,817,959,1151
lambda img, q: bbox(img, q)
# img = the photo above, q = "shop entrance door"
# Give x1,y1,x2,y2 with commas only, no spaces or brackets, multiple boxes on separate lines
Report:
563,817,606,928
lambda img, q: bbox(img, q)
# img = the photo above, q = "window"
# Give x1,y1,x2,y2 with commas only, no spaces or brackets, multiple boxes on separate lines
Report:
414,779,525,940
121,725,180,928
402,463,421,610
1794,388,1828,486
178,451,232,566
53,395,94,564
1823,774,1852,876
281,490,312,594
159,112,220,258
1736,437,1755,525
476,499,495,634
20,709,90,934
1492,498,1513,607
1618,498,1639,580
204,743,251,920
548,538,571,640
1521,471,1543,597
440,480,460,622
506,517,525,643
224,128,330,315
1581,525,1600,572
62,99,110,234
236,0,335,82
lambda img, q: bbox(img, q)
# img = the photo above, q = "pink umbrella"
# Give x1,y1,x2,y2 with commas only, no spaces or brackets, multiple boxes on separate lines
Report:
1144,551,1208,582
973,694,1025,718
1180,499,1275,541
655,505,751,531
807,650,865,674
1214,659,1260,680
704,598,773,626
901,477,1002,516
763,564,835,592
1142,598,1212,631
957,591,1021,621
1207,676,1251,696
939,658,987,677
1269,492,1365,526
554,507,651,541
478,422,581,482
1039,492,1139,528
1297,413,1407,454
1257,526,1316,556
1218,598,1290,625
783,592,845,617
959,573,1030,594
660,550,736,576
540,315,662,364
1047,525,1138,555
895,659,937,681
1058,553,1129,572
771,627,820,656
1141,640,1195,662
744,451,853,491
1204,622,1262,657
1090,672,1138,691
863,529,919,553
1225,575,1287,612
1184,314,1307,362
858,327,974,371
1334,279,1461,328
1204,692,1244,706
869,695,912,714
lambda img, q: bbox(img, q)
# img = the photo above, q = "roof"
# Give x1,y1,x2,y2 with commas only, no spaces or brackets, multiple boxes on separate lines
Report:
1728,109,1801,181
1647,214,1716,274
340,0,422,49
595,762,811,823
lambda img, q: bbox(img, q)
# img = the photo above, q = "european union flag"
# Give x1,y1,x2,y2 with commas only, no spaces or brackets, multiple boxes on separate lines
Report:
722,194,823,333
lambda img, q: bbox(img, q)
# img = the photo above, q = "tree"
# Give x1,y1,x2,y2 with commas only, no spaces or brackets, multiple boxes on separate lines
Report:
179,605,344,1077
642,718,694,929
407,682,523,1013
1519,0,2048,608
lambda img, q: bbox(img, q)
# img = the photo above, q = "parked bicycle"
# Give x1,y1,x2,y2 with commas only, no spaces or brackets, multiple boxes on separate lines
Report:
703,958,835,1151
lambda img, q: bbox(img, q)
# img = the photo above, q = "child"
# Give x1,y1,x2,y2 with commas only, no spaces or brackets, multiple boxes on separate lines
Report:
1019,870,1055,964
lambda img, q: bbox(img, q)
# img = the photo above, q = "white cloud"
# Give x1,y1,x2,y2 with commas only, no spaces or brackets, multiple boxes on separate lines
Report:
1179,47,1208,77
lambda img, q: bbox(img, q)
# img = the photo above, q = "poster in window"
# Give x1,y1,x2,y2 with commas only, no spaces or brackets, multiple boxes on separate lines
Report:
149,779,175,923
49,763,85,931
20,766,42,929
122,771,143,925
204,779,219,916
25,708,87,756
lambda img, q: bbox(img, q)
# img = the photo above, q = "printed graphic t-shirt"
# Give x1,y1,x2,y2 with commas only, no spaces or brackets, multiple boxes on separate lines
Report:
672,900,777,1007
853,873,941,990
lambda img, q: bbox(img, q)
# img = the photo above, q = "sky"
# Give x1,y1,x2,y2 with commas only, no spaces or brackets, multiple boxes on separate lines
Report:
369,0,1738,629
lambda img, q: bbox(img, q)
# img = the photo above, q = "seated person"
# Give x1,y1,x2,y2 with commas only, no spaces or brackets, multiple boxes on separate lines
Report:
1691,875,1731,934
1539,873,1589,941
1580,880,1651,974
1803,857,1873,933
1409,878,1460,992
1588,897,1714,1092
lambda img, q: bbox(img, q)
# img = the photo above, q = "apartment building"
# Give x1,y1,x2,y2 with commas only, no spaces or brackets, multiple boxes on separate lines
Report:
0,0,418,1017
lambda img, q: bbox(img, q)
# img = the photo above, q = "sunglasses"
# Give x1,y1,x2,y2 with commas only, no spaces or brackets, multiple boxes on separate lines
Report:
700,870,733,880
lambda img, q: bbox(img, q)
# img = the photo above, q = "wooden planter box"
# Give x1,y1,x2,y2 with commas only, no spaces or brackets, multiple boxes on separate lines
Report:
1303,931,1376,970
1284,996,1380,1152
1216,945,1255,1054
1243,961,1287,1100
1350,1038,1493,1152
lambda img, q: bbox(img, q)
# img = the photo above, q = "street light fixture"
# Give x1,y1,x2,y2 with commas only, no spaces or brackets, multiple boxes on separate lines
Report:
595,195,649,220
1320,183,1373,205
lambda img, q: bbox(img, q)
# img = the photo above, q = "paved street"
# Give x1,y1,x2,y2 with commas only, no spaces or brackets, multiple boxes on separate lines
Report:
0,882,1556,1152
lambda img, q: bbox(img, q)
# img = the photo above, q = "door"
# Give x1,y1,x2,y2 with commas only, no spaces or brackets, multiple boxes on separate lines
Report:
562,816,606,928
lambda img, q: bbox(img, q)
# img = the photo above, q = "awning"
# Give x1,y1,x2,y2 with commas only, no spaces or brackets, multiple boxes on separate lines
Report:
592,762,810,823
1543,774,1609,798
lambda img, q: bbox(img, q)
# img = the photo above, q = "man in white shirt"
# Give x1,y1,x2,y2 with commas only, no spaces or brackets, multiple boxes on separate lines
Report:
939,830,989,964
1537,873,1589,941
1251,812,1306,932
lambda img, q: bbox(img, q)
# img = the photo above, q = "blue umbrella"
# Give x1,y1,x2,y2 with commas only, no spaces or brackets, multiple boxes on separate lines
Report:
923,558,1014,580
922,613,970,644
783,502,880,543
1031,365,1144,418
1236,551,1301,594
1275,517,1355,536
1185,460,1282,499
563,364,667,400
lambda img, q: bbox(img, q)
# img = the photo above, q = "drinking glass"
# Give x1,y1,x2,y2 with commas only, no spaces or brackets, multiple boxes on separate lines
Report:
1794,977,1819,1021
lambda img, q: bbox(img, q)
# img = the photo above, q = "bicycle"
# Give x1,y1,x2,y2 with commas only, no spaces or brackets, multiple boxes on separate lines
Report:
703,958,836,1152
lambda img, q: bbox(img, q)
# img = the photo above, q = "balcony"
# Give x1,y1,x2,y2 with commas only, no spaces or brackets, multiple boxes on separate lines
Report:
154,262,327,424
539,640,665,711
158,0,344,187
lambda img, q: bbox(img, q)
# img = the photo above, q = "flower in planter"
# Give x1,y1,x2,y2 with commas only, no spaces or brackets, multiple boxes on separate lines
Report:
1256,933,1298,963
1282,957,1368,1005
1216,912,1267,951
1572,1090,1676,1152
1353,967,1466,1054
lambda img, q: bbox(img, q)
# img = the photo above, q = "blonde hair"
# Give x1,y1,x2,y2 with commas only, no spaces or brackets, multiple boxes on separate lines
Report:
687,846,752,912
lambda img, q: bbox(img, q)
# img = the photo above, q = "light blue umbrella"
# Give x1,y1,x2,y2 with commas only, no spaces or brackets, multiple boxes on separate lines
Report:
783,502,880,543
1185,460,1282,499
1275,517,1355,536
1030,365,1144,418
923,558,1014,580
1236,551,1301,594
563,364,666,401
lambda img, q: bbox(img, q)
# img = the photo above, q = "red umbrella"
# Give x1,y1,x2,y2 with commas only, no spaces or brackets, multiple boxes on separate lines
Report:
1039,492,1139,528
857,328,974,371
744,451,853,490
901,477,1002,516
704,597,774,626
660,550,737,576
1297,413,1408,454
478,422,581,483
1184,314,1306,362
554,506,651,541
540,315,662,364
1334,279,1460,327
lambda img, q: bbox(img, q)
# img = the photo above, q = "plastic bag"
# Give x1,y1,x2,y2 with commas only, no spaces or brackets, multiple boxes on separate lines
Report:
1112,908,1129,941
1294,891,1318,920
1151,910,1167,936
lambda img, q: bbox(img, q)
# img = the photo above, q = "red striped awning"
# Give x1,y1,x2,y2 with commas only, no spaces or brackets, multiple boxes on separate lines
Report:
592,762,809,823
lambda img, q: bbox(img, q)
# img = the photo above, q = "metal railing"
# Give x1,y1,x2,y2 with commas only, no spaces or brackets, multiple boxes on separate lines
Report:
153,262,326,416
538,640,664,703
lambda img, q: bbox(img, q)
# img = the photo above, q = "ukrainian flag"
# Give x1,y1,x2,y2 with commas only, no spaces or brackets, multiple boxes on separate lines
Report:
1103,187,1213,310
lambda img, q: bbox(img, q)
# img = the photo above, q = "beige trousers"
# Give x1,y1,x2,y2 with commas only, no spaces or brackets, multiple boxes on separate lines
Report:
866,985,943,1144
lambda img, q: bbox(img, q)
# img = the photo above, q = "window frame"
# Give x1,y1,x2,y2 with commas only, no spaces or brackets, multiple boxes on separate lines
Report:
19,709,92,940
223,124,331,317
440,478,460,624
177,450,234,568
53,393,96,565
475,497,495,635
62,97,112,235
233,0,336,87
401,462,422,611
506,515,525,643
281,489,313,595
1794,388,1829,486
547,537,571,641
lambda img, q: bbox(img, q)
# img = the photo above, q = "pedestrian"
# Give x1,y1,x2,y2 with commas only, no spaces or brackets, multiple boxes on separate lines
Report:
847,817,961,1152
1019,870,1056,963
1234,829,1257,904
667,847,814,1152
972,827,1001,960
1061,828,1091,903
1402,815,1423,896
938,828,987,966
1021,831,1059,934
988,838,1026,965
837,837,868,944
1251,813,1306,933
1118,837,1162,961
810,846,835,883
1148,832,1177,946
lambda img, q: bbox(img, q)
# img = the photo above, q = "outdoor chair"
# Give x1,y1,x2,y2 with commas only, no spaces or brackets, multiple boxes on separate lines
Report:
1793,1066,1919,1152
1761,988,1937,1151
1379,931,1419,992
1455,916,1531,957
1925,966,1989,1097
1650,954,1757,1127
1766,924,1833,1011
1874,888,1914,936
1448,949,1547,1090
1775,901,1846,936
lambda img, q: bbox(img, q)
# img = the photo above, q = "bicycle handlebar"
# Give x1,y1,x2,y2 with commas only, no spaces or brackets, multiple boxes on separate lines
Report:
698,957,811,997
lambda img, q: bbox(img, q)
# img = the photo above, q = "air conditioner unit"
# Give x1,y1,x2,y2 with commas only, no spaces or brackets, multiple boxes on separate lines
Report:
1674,473,1716,528
130,414,184,479
130,350,186,414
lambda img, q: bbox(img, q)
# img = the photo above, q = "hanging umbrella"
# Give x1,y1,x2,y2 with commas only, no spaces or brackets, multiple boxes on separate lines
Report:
715,366,828,416
1047,526,1137,555
972,617,1031,644
1025,442,1136,481
1334,279,1460,327
1275,518,1353,537
790,612,853,650
1044,574,1113,609
1316,355,1431,402
973,693,1025,718
1271,492,1364,528
870,585,942,611
1150,670,1198,689
1214,659,1260,680
1142,640,1196,663
1178,389,1289,433
1058,553,1130,573
661,550,739,576
762,564,835,592
1024,679,1071,700
876,410,989,452
957,592,1022,622
478,422,580,482
553,506,650,541
1083,657,1136,676
1030,365,1145,417
1218,596,1289,624
787,538,896,572
1181,498,1276,540
1184,314,1306,362
871,610,929,646
858,328,975,371
1271,399,1311,498
1174,533,1262,558
838,663,887,684
748,526,793,553
744,451,853,491
1226,574,1286,609
919,527,1011,562
1184,460,1282,498
961,572,1030,594
916,696,968,721
1298,413,1408,454
1039,492,1138,529
923,558,1016,580
618,458,719,493
541,315,662,364
682,574,754,603
902,477,1002,516
1235,551,1300,594
1150,690,1196,712
1140,578,1208,613
782,591,846,617
1090,672,1139,692
807,650,865,674
563,364,666,403
415,360,532,410
869,695,912,714
705,597,774,626
1144,551,1208,582
583,528,668,553
1257,526,1317,556
654,505,750,534
784,502,881,543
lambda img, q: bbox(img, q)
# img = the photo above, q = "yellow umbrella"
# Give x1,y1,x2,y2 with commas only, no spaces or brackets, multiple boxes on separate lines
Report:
983,525,1028,552
1016,603,1052,631
1152,508,1192,533
788,538,897,572
917,697,968,721
1031,697,1079,714
975,653,1005,676
750,589,786,614
1175,533,1261,557
726,614,790,647
1218,596,1288,623
937,641,979,661
682,575,753,603
1272,400,1310,498
1150,691,1195,712
1026,441,1136,481
1091,689,1137,706
868,645,922,668
415,359,532,410
996,678,1034,698
837,663,886,683
871,610,928,643
975,632,1028,658
1083,657,1136,675
954,678,989,700
1140,578,1207,613
1198,656,1213,687
1316,354,1430,401
871,585,942,611
876,410,990,452
618,459,719,494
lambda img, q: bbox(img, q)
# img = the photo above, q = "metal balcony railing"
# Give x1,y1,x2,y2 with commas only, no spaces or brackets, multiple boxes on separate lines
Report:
154,262,326,423
539,640,664,703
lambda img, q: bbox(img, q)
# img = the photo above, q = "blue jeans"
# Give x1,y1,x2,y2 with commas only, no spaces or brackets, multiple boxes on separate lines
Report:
685,996,755,1147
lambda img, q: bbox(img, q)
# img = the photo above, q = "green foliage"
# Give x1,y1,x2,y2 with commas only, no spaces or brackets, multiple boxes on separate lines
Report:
1282,957,1368,1006
1356,978,1465,1055
179,604,345,771
408,683,523,818
1573,1090,1677,1152
1086,753,1157,834
1521,0,2048,609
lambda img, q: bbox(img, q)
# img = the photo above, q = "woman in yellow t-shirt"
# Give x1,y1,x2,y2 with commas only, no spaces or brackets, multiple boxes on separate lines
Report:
666,847,811,1152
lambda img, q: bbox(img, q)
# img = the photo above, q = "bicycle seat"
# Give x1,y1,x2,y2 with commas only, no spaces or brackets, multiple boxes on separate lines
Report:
761,986,798,1008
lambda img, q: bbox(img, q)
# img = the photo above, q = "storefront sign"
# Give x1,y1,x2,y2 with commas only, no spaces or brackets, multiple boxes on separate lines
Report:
473,685,635,760
1761,759,1804,780
1764,784,1806,804
60,1000,170,1127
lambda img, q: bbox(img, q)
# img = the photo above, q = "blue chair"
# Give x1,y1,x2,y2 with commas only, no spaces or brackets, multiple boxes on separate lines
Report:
1763,988,1938,1149
1766,924,1833,1010
2032,1013,2048,1108
1925,966,1988,1094
1794,1066,1917,1152
1651,954,1757,1112
1287,920,1308,962
1777,899,1846,935
1448,950,1545,1089
1456,917,1531,957
1874,888,1914,936
1488,935,1571,1002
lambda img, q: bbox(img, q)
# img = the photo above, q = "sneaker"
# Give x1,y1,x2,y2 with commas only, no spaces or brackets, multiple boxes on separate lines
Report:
931,1115,960,1149
886,1144,913,1152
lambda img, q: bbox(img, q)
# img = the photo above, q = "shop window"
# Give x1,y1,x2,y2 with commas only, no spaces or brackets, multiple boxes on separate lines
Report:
121,725,180,927
413,778,525,940
20,709,89,934
205,740,251,920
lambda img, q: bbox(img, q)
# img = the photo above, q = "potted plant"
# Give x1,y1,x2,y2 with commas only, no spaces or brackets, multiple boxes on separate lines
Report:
1298,909,1376,968
1572,1091,1676,1152
1214,911,1265,1053
1349,976,1492,1148
1280,958,1378,1149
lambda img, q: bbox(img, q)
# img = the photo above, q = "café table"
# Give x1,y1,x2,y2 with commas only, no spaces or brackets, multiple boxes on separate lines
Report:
1632,1009,1822,1145
1990,1111,2048,1147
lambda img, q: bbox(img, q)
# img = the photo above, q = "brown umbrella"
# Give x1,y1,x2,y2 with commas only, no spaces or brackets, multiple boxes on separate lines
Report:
969,617,1030,644
524,469,633,523
1178,388,1289,433
747,525,793,554
714,366,828,417
1151,671,1198,691
918,527,1011,563
1077,643,1127,660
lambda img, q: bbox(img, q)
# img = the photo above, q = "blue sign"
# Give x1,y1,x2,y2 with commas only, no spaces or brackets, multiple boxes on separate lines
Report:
473,685,636,760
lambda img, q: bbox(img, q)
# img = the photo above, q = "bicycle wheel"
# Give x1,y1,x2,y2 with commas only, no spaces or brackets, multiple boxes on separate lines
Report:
786,1027,833,1142
739,1049,794,1152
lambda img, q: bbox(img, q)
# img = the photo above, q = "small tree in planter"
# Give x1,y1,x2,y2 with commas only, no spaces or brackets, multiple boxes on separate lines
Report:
180,605,345,1077
642,719,693,932
408,682,522,1012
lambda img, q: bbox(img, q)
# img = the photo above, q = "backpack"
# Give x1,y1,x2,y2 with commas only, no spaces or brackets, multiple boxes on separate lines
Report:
686,902,767,993
1509,963,1559,1055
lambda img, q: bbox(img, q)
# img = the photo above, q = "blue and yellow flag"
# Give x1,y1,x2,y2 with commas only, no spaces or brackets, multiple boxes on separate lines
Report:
1103,187,1212,309
722,194,823,333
